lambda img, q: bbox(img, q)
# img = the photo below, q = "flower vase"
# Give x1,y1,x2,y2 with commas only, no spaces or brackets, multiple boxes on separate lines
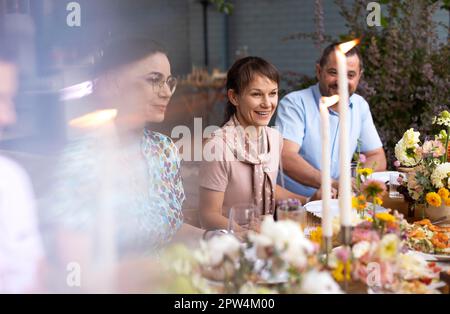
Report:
425,203,450,221
411,203,427,220
397,166,416,174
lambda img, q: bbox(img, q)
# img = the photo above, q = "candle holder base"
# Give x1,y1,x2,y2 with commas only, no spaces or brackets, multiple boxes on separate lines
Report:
340,225,352,246
321,236,333,267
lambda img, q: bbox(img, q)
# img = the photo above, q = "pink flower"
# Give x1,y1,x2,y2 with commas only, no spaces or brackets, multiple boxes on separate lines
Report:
359,154,367,163
352,227,380,243
393,160,401,168
422,140,445,158
352,262,368,282
335,247,350,262
362,179,387,197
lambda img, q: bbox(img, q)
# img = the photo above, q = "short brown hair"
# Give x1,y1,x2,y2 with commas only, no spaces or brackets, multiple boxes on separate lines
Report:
317,42,363,70
223,56,280,124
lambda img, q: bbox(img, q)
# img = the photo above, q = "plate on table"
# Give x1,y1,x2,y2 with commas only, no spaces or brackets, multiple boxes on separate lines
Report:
304,199,388,220
409,250,450,262
368,171,402,184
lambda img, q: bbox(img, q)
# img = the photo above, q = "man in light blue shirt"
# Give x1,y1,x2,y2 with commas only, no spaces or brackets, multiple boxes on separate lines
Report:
275,43,386,197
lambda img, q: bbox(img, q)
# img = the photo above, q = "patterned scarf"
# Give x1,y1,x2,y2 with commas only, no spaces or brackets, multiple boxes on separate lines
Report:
215,115,276,215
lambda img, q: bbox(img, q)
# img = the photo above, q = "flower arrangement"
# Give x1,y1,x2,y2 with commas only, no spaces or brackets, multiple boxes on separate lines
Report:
328,211,443,293
160,216,342,294
395,110,450,214
351,149,387,218
159,213,443,294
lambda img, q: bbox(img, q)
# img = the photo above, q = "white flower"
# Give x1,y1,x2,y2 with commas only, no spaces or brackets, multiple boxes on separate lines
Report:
352,241,371,259
394,129,421,166
433,110,450,127
300,270,343,294
238,282,278,294
331,211,365,235
403,128,421,147
431,162,450,188
196,234,241,267
395,140,420,167
248,216,315,268
378,234,400,261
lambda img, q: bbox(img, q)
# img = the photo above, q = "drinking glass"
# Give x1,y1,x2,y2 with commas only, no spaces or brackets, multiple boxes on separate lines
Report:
227,203,261,239
389,173,403,199
277,204,308,231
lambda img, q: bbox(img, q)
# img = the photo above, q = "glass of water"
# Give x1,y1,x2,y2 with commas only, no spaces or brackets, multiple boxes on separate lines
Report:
389,173,403,199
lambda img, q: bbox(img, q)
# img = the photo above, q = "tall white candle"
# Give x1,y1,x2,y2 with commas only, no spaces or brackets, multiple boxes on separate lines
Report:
336,40,359,227
320,95,339,237
69,109,118,291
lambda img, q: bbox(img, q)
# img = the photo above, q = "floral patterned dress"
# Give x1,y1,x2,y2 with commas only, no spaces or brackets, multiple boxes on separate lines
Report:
43,128,184,256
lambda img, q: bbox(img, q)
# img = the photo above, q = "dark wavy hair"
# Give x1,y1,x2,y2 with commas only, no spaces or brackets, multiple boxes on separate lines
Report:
223,56,280,125
92,36,167,77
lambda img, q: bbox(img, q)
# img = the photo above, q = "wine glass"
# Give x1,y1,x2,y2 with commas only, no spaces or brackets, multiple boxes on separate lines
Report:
227,203,261,239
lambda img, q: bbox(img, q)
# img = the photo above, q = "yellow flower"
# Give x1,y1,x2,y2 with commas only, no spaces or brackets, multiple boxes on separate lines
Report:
332,260,351,282
309,227,322,245
357,168,373,177
426,192,442,207
373,196,383,206
438,187,449,200
352,197,359,209
375,212,396,223
365,216,373,223
445,198,450,206
352,195,367,212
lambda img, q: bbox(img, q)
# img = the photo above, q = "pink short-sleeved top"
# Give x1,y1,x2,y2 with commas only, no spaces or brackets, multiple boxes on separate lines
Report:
199,123,283,216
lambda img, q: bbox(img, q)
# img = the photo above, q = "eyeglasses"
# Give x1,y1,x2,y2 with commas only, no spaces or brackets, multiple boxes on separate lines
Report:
145,74,177,94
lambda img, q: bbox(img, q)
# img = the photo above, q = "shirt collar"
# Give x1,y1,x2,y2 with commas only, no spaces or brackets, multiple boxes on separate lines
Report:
312,83,354,111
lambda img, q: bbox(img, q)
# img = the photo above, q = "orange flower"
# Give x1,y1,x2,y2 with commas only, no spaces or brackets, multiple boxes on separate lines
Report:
426,192,442,207
445,198,450,206
438,188,449,200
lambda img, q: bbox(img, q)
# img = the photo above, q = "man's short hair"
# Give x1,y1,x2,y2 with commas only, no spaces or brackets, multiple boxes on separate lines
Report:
317,42,363,71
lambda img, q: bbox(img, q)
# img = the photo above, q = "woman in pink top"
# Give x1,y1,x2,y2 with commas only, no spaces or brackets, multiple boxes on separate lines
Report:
199,57,321,230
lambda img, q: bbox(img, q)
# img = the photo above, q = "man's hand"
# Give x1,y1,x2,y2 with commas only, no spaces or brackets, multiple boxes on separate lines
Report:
310,186,338,201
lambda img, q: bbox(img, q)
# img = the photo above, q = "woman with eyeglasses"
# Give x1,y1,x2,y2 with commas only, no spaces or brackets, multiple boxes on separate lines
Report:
43,37,201,291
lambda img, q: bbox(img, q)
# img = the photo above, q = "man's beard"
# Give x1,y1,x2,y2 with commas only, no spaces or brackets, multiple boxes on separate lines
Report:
319,82,353,97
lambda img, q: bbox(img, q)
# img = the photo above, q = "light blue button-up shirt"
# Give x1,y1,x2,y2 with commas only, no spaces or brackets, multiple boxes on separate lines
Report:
275,83,382,197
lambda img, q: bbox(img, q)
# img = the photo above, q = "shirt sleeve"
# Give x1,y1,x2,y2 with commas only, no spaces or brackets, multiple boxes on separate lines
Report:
199,137,230,192
0,158,44,292
274,92,306,147
359,100,383,152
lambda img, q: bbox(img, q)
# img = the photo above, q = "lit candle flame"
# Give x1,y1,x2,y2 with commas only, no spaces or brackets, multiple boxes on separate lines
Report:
69,109,118,128
320,95,340,108
337,39,360,54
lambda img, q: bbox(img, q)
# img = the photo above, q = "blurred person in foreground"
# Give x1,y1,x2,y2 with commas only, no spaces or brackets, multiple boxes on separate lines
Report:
42,37,202,292
0,42,45,293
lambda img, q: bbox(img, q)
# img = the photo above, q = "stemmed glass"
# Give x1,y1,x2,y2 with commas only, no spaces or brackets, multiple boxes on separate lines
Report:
227,203,261,240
